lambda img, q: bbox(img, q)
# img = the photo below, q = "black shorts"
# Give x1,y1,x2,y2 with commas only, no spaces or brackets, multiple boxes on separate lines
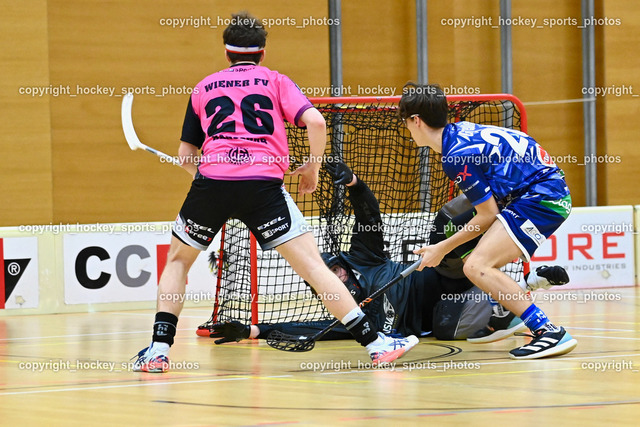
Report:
172,178,308,251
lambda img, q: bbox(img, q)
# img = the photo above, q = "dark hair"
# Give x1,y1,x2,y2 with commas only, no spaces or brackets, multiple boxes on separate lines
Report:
398,82,448,128
222,12,267,64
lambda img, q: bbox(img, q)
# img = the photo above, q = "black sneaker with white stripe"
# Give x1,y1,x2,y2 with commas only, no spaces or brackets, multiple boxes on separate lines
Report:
509,327,577,360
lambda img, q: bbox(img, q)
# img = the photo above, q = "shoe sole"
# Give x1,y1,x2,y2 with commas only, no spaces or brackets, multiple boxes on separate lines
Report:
372,348,406,366
509,338,578,360
467,321,528,344
132,357,170,373
371,337,419,366
133,363,169,373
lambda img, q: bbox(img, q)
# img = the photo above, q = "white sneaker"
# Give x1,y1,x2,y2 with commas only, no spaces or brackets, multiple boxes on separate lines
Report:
367,332,419,366
131,342,170,373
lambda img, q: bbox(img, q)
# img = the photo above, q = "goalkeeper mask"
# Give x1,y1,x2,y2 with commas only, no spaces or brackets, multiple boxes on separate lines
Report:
320,253,364,303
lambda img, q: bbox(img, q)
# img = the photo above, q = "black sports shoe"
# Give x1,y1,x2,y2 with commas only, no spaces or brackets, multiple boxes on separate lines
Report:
467,311,527,343
509,327,577,359
526,265,570,291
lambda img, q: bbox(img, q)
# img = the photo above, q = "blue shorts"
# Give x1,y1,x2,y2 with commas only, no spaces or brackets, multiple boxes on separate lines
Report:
496,194,572,261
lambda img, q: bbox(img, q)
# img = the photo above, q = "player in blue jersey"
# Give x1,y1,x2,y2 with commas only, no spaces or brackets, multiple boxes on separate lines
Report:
398,83,577,359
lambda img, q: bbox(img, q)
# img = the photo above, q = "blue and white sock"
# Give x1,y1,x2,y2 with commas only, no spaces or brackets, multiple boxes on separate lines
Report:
521,304,559,333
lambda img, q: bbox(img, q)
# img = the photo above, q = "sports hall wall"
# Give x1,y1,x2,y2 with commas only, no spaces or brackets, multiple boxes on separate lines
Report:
1,0,638,225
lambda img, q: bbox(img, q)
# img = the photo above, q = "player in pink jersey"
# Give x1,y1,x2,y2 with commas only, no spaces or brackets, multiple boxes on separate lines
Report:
189,62,312,181
132,12,418,373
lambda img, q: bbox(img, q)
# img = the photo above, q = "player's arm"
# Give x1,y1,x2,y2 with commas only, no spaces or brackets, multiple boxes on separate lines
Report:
415,197,499,270
178,141,199,177
290,108,326,194
347,180,387,261
179,95,204,178
326,160,386,261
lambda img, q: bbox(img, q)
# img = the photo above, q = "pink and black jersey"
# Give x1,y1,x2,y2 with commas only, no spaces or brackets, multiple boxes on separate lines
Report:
181,64,313,180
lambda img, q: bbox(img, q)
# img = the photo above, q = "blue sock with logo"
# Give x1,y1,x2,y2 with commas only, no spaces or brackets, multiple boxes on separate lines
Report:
521,304,559,333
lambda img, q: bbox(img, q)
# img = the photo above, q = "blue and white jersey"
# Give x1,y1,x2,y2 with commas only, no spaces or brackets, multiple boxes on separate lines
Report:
441,121,569,206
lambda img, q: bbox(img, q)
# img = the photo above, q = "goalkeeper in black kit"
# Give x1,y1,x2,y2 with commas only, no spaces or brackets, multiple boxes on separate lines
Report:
205,161,570,344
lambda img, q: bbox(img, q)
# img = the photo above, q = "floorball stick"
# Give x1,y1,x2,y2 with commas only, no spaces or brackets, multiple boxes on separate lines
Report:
121,92,181,166
266,259,422,352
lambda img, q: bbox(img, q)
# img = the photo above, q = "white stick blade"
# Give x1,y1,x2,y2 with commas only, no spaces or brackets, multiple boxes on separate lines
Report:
121,92,145,151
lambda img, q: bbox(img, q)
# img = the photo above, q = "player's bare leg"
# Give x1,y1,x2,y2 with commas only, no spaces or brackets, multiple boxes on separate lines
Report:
132,236,199,372
462,220,531,316
463,220,577,359
276,232,419,364
276,232,358,320
156,236,200,316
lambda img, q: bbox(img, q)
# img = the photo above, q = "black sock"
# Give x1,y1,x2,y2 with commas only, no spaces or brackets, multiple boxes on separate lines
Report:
153,312,178,346
344,312,378,347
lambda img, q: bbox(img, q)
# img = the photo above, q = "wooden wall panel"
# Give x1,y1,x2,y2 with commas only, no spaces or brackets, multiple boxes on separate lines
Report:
342,0,416,95
408,1,502,92
0,0,53,226
1,1,638,227
601,0,640,205
445,1,501,92
509,0,585,206
425,1,586,204
47,0,329,224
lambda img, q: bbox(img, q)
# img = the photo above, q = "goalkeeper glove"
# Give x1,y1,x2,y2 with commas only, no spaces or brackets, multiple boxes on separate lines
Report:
210,321,251,344
326,160,354,186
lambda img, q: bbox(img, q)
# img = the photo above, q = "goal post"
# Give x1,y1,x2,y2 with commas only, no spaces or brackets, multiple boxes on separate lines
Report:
211,94,528,325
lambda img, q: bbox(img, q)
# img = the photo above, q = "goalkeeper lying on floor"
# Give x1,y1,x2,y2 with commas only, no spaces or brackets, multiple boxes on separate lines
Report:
203,160,569,344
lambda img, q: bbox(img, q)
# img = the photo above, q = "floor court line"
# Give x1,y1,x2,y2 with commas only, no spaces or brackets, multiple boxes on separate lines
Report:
565,326,636,332
5,321,633,343
1,350,638,397
4,351,633,396
318,352,640,376
571,334,640,341
0,370,235,392
0,375,256,396
111,312,213,318
152,398,640,413
0,328,195,342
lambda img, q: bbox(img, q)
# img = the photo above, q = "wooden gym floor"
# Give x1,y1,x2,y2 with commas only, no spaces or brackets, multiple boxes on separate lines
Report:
0,287,638,426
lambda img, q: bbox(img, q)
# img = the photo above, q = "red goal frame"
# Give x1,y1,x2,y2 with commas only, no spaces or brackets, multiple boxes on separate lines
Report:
214,94,529,325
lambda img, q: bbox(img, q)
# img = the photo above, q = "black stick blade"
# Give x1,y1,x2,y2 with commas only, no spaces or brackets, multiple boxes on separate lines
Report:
266,330,316,352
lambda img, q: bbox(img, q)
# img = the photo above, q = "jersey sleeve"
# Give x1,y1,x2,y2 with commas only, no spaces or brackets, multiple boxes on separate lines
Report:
346,179,387,264
277,75,313,127
444,160,492,206
180,95,205,148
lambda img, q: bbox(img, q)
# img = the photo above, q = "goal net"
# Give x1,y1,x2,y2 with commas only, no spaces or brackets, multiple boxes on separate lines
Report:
209,95,527,326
